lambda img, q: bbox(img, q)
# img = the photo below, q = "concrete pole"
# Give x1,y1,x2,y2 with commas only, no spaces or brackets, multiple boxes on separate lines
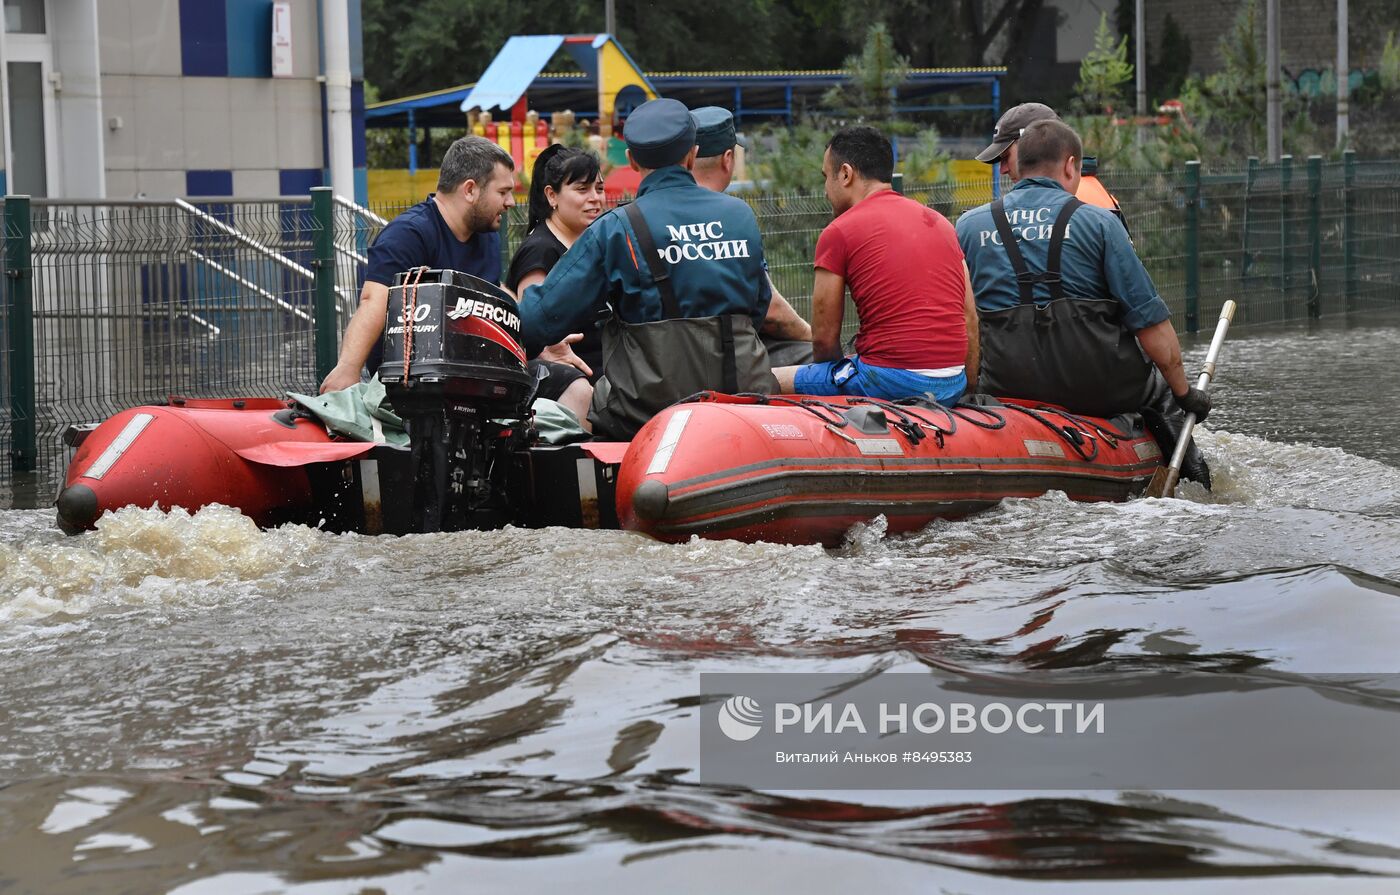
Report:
322,0,355,200
1337,0,1349,147
1266,0,1282,162
1135,0,1147,117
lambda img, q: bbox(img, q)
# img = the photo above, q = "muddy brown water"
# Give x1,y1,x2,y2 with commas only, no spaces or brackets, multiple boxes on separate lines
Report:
3,312,1400,893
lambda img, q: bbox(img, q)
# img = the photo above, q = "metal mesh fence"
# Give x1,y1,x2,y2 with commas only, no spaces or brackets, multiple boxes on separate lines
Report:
1101,160,1400,328
13,199,328,494
333,196,387,318
5,157,1400,502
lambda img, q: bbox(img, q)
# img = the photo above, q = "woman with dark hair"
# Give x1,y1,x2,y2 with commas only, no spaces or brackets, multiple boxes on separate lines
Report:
509,145,607,418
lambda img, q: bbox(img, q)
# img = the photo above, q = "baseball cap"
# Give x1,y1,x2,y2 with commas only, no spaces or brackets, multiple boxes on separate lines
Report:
975,102,1061,164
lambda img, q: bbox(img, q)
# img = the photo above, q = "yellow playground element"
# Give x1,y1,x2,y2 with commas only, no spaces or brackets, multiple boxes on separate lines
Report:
371,35,659,208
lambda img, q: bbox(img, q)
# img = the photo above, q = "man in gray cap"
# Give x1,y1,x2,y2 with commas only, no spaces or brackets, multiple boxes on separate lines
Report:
976,102,1061,183
962,117,1212,487
978,102,1127,227
521,97,809,438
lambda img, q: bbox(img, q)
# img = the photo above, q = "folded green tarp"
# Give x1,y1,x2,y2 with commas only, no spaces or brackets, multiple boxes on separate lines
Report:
288,377,587,446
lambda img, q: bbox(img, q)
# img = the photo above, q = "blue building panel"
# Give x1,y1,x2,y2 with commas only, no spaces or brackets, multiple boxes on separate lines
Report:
179,0,229,77
319,82,330,170
279,168,324,196
186,169,234,196
351,80,367,168
226,0,273,78
354,166,368,206
348,0,364,79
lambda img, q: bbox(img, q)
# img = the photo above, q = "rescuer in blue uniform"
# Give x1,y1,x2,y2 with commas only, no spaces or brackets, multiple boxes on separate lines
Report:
957,119,1213,486
521,98,809,438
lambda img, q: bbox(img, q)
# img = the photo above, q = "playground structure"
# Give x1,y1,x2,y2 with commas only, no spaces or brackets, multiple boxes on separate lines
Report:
462,34,658,186
370,34,658,204
365,34,1004,207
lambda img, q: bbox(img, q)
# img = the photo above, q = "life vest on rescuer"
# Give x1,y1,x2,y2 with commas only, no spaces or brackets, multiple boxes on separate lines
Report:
977,194,1154,418
1077,157,1128,233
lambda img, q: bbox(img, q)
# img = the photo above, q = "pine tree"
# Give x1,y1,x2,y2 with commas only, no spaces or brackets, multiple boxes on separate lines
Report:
821,23,910,125
1151,14,1192,102
1074,12,1134,115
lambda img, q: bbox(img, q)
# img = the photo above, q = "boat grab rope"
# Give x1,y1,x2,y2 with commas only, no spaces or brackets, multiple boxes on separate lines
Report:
719,392,855,428
1000,403,1103,462
847,397,953,447
945,403,1009,430
1052,409,1132,448
678,391,1128,463
400,266,429,386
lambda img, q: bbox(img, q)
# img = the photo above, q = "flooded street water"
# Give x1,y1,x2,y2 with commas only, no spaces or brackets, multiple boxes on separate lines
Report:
3,312,1400,893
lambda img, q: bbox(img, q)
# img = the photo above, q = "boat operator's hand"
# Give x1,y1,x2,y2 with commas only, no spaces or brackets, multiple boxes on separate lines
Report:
1174,386,1212,422
320,362,363,394
537,333,593,378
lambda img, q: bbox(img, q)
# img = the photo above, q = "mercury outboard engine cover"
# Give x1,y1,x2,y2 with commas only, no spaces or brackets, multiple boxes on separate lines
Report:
379,269,536,532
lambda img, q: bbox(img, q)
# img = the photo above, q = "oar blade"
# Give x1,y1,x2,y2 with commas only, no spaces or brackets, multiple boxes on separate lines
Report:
1145,465,1175,499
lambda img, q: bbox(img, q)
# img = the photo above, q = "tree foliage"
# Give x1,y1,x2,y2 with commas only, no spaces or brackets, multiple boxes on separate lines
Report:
1074,13,1133,114
361,0,1054,104
1382,32,1400,93
1153,14,1192,102
821,23,910,124
1178,0,1317,159
362,0,836,101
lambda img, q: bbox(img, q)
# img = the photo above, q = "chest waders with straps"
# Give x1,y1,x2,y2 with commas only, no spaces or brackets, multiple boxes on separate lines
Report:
978,197,1154,418
589,202,777,440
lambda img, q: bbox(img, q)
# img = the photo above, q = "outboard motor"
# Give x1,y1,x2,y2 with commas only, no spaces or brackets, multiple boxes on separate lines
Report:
378,269,535,532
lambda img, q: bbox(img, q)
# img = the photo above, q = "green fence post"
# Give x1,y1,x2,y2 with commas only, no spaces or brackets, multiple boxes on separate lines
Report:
1242,155,1257,283
4,195,35,473
311,187,339,383
1306,155,1321,318
1184,161,1201,334
1342,149,1357,312
1279,154,1292,309
892,172,904,195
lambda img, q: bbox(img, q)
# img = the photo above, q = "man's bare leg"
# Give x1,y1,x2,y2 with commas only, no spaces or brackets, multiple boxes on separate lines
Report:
558,379,594,433
773,366,800,394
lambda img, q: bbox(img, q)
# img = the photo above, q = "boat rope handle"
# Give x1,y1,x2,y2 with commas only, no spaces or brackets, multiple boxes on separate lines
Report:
1002,404,1101,462
401,266,429,386
945,404,1008,430
1052,409,1131,447
847,396,955,447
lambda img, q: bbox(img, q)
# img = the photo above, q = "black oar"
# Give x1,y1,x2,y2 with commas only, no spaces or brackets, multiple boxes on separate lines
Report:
1146,300,1237,499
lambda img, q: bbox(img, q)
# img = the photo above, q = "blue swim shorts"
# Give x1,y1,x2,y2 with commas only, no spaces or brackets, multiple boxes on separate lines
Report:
792,355,967,404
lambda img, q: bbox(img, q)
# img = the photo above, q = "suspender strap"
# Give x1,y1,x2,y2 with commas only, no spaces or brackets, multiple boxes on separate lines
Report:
718,314,738,394
1044,198,1084,302
990,196,1085,304
623,202,682,319
990,199,1034,304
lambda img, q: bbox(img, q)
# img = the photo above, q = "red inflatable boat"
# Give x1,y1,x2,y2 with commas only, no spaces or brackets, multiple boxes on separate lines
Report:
58,392,1162,545
56,398,375,534
617,393,1161,545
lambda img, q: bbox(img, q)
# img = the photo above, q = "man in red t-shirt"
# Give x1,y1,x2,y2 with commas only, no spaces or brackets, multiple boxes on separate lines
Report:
774,126,978,404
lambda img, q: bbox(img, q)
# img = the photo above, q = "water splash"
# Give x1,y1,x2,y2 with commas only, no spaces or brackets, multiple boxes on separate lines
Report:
0,505,322,622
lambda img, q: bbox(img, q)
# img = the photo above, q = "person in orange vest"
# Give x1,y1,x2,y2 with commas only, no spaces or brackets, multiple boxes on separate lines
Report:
977,103,1127,231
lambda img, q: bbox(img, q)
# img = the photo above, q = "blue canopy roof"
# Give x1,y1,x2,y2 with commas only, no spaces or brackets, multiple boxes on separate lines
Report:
459,35,566,112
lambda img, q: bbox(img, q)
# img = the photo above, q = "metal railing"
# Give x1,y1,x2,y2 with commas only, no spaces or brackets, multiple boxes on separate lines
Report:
5,152,1400,498
3,192,340,488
